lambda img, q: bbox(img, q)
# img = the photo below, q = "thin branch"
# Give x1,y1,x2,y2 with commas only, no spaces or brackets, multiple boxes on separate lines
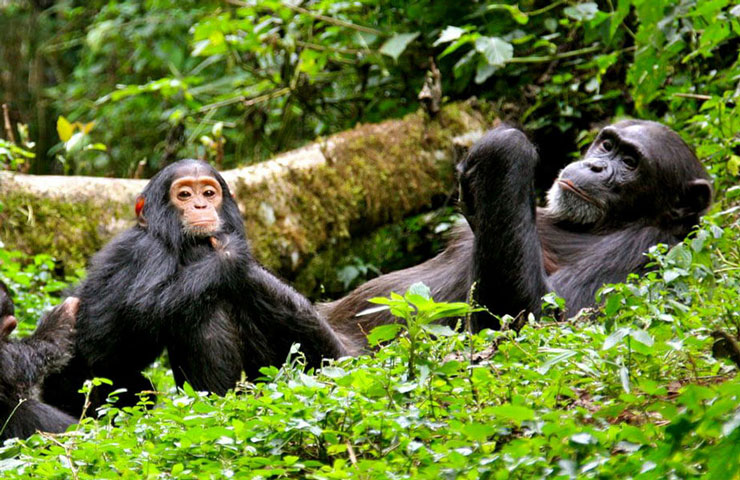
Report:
243,87,292,107
507,45,602,64
673,92,712,101
40,431,79,480
2,104,17,144
295,40,364,56
526,0,566,16
198,87,292,113
198,95,246,113
346,441,358,466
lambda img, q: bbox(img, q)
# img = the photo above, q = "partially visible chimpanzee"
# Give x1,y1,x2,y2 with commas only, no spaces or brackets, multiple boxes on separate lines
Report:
0,281,78,441
45,160,349,415
323,120,712,344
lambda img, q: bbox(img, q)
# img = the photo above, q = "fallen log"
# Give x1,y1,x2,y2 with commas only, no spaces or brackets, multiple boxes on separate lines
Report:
0,101,490,275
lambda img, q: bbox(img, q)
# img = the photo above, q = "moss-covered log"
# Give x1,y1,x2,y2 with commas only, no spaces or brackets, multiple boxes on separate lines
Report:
0,102,490,274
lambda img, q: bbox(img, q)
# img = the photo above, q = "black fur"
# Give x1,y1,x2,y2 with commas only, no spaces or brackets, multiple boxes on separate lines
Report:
0,283,76,441
44,159,348,415
323,120,711,344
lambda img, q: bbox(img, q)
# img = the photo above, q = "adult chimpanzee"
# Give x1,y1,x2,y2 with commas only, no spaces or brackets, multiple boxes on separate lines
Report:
0,281,78,441
322,120,712,345
44,159,349,415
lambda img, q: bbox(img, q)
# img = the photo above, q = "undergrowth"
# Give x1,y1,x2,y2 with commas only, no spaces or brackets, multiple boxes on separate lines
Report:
1,213,740,479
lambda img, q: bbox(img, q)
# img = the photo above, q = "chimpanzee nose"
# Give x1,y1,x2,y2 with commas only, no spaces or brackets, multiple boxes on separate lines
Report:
585,160,607,173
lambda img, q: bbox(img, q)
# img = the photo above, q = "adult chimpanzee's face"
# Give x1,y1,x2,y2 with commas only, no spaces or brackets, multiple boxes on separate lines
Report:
546,123,654,225
169,165,224,237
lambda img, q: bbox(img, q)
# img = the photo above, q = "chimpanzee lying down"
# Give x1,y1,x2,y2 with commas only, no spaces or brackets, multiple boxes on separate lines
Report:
322,120,712,346
0,281,78,441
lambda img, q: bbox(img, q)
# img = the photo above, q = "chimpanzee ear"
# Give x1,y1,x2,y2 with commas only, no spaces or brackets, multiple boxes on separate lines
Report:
676,178,712,218
135,195,148,228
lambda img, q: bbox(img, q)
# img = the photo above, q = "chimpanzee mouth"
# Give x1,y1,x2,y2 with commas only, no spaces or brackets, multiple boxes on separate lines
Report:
558,179,597,205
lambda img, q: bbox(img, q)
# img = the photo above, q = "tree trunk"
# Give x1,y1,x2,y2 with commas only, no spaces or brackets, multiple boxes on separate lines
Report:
0,101,490,275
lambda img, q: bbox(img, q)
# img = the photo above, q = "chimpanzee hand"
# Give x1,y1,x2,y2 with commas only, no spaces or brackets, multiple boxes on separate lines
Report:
34,296,79,343
457,125,538,233
209,233,243,260
19,296,79,376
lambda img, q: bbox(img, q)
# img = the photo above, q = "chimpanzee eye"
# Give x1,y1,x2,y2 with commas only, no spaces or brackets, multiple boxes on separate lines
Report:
602,139,614,152
623,156,638,170
203,189,215,198
177,191,192,200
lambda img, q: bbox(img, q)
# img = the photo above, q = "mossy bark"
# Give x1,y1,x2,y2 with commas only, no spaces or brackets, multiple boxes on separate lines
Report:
0,101,491,276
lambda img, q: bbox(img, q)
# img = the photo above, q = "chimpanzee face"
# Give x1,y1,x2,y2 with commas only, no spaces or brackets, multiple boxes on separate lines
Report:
544,120,708,227
169,165,224,237
546,126,641,225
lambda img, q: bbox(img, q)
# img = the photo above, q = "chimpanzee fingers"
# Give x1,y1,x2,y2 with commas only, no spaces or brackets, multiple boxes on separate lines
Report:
60,297,80,321
210,236,223,250
38,297,79,335
462,125,537,176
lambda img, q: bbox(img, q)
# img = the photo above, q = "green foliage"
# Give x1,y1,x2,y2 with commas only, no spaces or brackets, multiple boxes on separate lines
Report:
3,227,740,477
1,0,740,477
3,0,737,177
0,249,75,335
0,138,33,171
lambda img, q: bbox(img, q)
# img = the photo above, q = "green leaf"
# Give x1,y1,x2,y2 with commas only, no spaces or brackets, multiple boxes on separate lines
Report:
666,244,692,269
728,155,740,176
379,32,420,61
421,324,456,337
461,423,496,442
603,328,628,350
571,432,596,445
434,26,464,46
619,364,631,393
564,3,599,21
485,4,529,24
537,350,578,374
406,282,431,300
474,36,513,66
64,132,85,152
367,323,404,346
629,329,654,347
356,304,390,316
475,62,498,84
489,404,535,426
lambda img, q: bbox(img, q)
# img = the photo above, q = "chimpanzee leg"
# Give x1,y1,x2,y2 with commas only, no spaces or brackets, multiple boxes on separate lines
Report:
1,400,75,442
167,307,243,395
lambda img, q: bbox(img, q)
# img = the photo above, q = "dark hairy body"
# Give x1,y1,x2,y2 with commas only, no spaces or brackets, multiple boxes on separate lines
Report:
323,120,711,346
0,282,78,441
45,160,348,415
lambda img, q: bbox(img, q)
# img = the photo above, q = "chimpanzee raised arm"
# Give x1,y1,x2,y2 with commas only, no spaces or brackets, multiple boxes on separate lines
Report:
456,126,550,329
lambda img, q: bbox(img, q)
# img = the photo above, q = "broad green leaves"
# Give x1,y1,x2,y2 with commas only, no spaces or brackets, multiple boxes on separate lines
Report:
380,32,420,61
4,221,740,478
474,36,513,67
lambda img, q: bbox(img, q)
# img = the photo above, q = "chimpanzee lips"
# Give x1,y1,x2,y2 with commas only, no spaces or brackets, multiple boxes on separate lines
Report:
558,179,596,205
